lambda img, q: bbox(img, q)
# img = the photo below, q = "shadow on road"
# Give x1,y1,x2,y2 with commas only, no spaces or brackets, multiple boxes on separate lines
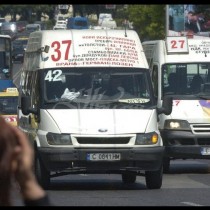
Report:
50,175,147,191
167,159,210,174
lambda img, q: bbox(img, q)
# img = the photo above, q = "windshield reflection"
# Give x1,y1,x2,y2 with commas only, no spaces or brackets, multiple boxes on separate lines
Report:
163,63,210,97
43,68,153,109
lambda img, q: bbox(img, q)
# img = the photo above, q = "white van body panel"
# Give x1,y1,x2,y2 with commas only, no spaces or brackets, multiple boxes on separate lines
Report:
153,39,210,63
170,100,210,123
41,109,154,134
25,30,148,69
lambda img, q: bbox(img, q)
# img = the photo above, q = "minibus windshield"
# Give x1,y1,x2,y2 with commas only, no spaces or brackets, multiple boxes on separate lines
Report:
42,67,155,109
162,63,210,98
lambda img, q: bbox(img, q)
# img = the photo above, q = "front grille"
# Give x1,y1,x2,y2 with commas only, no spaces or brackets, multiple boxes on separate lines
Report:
192,124,210,134
168,138,210,146
168,139,195,145
76,137,130,144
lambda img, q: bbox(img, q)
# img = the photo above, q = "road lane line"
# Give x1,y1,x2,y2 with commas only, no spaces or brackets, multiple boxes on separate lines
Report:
181,201,204,206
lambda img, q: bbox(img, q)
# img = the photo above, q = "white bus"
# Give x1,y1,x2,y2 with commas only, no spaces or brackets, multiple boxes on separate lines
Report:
143,36,210,173
18,29,172,189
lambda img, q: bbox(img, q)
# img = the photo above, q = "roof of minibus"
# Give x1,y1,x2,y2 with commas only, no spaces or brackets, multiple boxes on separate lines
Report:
25,29,149,69
143,37,210,63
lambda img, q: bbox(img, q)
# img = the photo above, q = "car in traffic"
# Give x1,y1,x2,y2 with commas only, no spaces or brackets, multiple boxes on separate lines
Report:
16,21,28,32
67,16,90,29
0,17,5,29
13,36,28,50
0,87,18,126
101,18,117,29
25,23,41,32
12,37,28,63
12,46,25,63
53,24,67,30
1,22,18,40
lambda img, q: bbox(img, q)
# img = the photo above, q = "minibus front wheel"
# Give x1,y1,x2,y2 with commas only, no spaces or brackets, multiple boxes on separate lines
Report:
145,164,163,189
34,152,51,190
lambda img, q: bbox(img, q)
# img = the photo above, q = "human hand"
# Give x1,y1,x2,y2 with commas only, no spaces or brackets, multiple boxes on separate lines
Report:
10,126,34,183
10,126,46,200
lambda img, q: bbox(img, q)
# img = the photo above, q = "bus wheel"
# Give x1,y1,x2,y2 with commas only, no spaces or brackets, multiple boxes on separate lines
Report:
34,153,50,190
145,165,163,189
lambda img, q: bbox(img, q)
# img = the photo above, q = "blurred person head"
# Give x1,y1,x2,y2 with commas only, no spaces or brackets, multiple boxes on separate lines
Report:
0,117,49,206
0,116,18,206
187,11,199,23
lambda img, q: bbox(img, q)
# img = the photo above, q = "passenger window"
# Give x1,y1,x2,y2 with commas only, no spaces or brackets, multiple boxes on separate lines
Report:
152,65,158,97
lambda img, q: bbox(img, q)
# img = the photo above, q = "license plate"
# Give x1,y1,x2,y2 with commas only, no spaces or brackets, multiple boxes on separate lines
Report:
87,153,121,161
201,147,210,155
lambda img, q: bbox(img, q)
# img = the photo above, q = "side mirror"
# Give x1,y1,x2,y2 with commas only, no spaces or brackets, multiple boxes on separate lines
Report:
21,95,30,115
157,96,173,115
21,95,38,115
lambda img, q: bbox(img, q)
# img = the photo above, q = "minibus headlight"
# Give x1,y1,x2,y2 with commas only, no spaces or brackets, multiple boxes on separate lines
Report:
135,132,159,145
46,133,72,145
164,120,190,131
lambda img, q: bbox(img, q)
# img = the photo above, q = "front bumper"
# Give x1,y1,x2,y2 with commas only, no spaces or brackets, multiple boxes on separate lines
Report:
37,147,164,173
161,130,210,159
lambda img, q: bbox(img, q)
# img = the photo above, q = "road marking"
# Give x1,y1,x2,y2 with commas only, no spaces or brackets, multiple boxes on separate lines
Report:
181,201,204,206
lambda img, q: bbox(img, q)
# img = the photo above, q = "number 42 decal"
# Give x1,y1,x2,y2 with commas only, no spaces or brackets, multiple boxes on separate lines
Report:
45,70,62,81
51,40,72,62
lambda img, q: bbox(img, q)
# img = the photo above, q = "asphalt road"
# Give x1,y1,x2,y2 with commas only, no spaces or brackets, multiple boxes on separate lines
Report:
10,159,210,206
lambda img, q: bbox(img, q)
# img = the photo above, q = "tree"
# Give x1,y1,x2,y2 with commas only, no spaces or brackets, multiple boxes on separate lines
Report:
0,4,167,36
127,4,166,41
0,4,56,22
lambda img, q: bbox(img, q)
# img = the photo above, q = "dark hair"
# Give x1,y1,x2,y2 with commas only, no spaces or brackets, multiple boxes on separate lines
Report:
0,116,18,206
188,11,194,15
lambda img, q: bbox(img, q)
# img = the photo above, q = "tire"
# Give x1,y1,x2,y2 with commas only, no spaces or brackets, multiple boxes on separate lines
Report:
122,172,136,184
145,165,163,189
163,157,170,174
35,153,50,190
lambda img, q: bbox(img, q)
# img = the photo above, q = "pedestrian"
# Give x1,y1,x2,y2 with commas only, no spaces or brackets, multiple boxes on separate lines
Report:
169,6,175,30
0,116,51,206
185,11,203,34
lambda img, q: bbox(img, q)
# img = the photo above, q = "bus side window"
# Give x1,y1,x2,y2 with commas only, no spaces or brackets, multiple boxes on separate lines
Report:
152,65,158,97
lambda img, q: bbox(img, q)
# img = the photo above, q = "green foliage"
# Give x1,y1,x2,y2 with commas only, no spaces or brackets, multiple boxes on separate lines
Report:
127,4,166,41
0,4,56,22
45,19,55,30
0,4,167,39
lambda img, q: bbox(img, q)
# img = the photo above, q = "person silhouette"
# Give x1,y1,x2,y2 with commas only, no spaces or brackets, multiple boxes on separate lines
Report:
190,74,203,93
164,73,177,93
0,116,52,206
185,11,202,33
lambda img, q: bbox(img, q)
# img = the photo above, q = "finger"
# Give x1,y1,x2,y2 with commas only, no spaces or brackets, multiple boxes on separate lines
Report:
11,145,22,172
10,126,31,150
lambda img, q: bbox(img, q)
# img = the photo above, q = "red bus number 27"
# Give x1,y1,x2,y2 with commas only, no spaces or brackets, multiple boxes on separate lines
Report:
170,40,185,49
